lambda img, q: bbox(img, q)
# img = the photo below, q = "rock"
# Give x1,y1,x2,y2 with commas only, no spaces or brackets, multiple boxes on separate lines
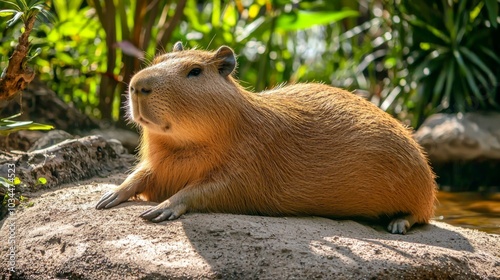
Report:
89,128,140,153
1,175,498,279
0,135,133,191
414,113,500,162
28,130,74,152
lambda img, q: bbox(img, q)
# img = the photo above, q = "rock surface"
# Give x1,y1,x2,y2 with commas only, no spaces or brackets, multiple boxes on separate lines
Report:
27,130,74,152
89,127,140,154
1,175,499,279
415,113,500,162
0,135,133,191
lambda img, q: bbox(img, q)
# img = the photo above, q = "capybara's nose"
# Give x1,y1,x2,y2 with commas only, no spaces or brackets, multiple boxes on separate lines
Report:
130,78,153,95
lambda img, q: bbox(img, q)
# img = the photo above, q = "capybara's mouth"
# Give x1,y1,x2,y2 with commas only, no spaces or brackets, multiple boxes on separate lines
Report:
136,114,171,133
132,99,154,126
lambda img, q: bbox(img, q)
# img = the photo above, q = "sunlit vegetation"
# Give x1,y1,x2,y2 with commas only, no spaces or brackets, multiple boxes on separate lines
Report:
1,0,498,128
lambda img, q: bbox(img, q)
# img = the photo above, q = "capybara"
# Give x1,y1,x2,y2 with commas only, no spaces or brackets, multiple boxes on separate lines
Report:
96,42,436,234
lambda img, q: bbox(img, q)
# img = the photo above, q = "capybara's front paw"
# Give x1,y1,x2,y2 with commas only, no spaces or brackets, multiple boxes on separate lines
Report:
140,200,188,222
96,188,133,210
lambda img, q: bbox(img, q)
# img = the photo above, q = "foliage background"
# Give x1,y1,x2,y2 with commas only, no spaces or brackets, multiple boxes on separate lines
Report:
1,0,499,128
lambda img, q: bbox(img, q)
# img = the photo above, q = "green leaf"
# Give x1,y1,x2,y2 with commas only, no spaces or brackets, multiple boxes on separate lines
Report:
275,9,359,31
16,0,28,12
412,51,445,81
0,177,12,188
484,0,499,28
380,86,402,111
464,28,489,48
455,76,467,112
0,120,54,136
443,0,454,37
184,0,211,34
211,0,220,28
452,0,468,44
6,10,23,27
16,0,30,12
222,2,237,28
471,67,497,105
0,113,22,121
0,0,22,11
412,86,428,127
5,120,33,127
432,62,449,106
0,9,17,16
460,46,497,85
236,16,268,42
52,0,83,21
384,57,397,69
479,46,500,64
37,177,47,185
27,47,41,61
442,61,455,110
454,11,467,44
55,51,75,65
470,67,489,93
453,50,484,106
409,18,450,45
470,1,483,21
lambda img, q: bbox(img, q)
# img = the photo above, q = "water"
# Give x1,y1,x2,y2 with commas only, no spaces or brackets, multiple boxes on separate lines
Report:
435,191,500,234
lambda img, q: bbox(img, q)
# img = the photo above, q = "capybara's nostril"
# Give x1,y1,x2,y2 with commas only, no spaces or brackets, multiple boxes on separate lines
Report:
130,80,152,95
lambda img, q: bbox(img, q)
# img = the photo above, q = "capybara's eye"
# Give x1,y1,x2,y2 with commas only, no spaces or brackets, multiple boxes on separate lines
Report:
188,68,202,77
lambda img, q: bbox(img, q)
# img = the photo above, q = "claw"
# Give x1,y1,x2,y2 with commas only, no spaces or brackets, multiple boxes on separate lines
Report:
140,200,187,223
139,208,157,219
96,188,133,210
387,218,411,234
140,208,171,222
168,213,180,220
96,191,118,209
152,211,172,222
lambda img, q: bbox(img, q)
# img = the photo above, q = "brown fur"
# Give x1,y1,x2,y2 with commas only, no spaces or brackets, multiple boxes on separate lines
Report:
97,43,436,234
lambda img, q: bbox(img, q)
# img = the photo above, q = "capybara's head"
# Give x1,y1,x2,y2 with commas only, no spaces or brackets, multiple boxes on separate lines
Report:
128,42,241,140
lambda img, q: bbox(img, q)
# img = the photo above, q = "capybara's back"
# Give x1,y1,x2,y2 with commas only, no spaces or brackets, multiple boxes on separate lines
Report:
97,42,436,234
241,83,436,229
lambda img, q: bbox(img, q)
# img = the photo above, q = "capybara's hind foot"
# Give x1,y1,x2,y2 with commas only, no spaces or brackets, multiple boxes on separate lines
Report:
387,215,417,234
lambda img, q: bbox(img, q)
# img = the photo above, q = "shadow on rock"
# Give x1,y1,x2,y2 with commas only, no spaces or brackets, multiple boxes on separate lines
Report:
0,180,497,280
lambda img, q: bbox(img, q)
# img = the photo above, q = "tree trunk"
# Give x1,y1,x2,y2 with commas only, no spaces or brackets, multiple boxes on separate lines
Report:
0,14,37,101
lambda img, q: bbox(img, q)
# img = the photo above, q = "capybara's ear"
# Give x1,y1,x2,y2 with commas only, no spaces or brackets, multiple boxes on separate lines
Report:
214,46,236,76
173,41,183,52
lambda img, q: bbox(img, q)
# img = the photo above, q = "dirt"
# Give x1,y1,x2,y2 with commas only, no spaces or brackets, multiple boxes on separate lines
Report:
1,174,499,279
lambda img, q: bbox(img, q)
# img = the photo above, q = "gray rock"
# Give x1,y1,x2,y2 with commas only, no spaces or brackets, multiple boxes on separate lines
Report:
1,175,498,279
28,130,74,152
90,128,139,153
414,113,500,162
0,136,133,191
